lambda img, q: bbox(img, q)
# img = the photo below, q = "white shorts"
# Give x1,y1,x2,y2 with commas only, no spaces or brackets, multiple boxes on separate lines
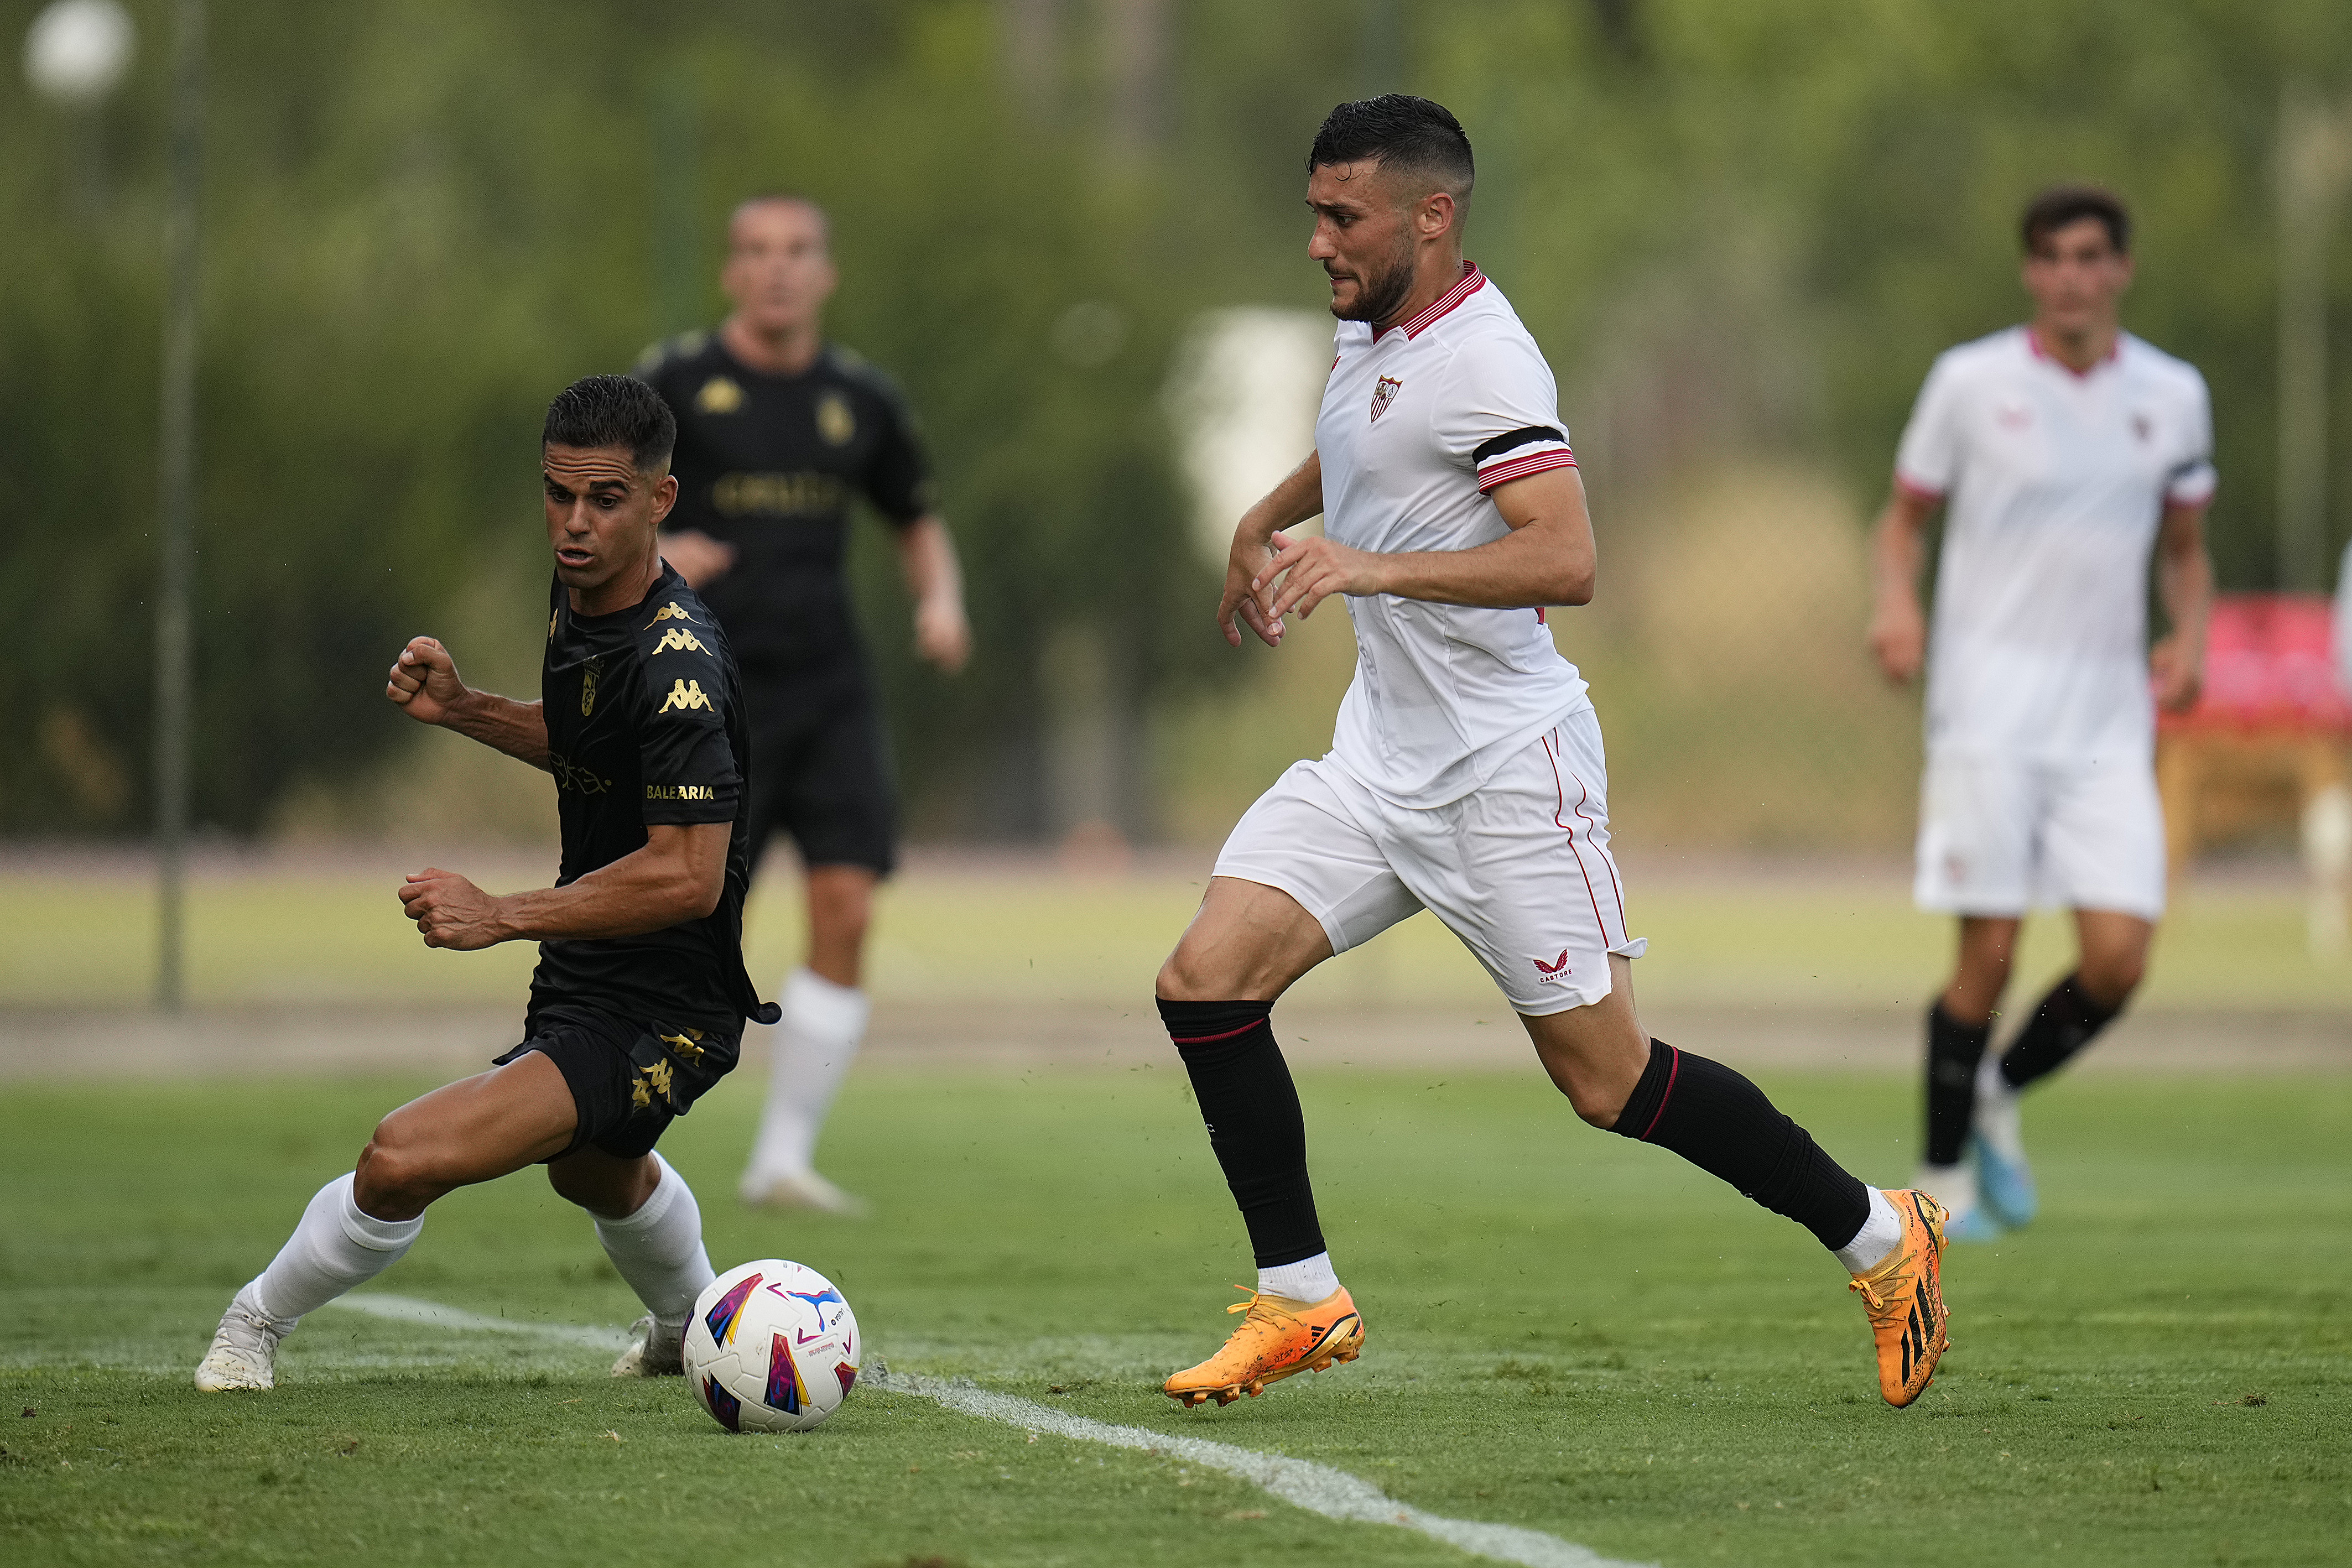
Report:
1214,711,1647,1015
1913,752,2166,921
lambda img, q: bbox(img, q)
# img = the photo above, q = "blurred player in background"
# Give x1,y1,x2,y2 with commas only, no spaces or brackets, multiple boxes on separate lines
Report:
1154,96,1951,1414
197,377,776,1392
1869,186,2215,1238
637,195,971,1215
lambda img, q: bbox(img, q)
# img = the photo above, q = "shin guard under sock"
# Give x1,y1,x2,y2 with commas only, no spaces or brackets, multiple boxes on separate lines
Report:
1613,1039,1870,1252
1997,973,2122,1091
1924,1003,1993,1166
1157,998,1326,1268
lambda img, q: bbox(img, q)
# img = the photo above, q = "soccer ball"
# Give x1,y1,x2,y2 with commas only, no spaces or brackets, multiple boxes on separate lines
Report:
684,1259,861,1434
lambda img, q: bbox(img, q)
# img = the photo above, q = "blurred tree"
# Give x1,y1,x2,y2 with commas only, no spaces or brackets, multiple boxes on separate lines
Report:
2,0,2346,843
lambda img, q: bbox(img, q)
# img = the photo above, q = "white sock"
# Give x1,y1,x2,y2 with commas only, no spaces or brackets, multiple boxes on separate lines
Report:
1834,1187,1903,1274
745,967,870,1181
248,1173,422,1325
594,1153,714,1330
1257,1252,1341,1301
1974,1053,2027,1163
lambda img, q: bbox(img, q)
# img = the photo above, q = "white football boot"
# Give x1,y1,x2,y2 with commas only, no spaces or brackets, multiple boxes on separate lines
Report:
194,1285,294,1392
737,1168,868,1217
610,1314,685,1377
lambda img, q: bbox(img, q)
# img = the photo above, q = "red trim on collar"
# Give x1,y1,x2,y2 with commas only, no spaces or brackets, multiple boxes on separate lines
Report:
2026,325,2120,379
1377,261,1486,341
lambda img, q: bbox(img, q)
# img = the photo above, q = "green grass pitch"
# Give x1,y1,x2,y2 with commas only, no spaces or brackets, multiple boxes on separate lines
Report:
4,1063,2346,1566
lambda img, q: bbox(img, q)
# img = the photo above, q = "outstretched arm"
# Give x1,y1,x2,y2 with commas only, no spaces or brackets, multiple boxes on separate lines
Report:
1866,484,1943,685
2150,501,2214,711
896,515,971,673
398,821,730,950
386,636,550,770
1218,452,1327,647
1251,463,1594,623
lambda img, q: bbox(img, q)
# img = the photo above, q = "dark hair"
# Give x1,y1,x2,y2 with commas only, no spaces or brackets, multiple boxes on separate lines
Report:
2021,185,2130,255
1307,94,1474,197
542,374,675,474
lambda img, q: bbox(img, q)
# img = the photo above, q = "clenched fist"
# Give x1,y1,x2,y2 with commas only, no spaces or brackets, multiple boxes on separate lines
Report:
387,637,470,727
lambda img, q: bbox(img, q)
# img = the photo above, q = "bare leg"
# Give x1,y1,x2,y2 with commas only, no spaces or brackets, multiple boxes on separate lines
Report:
1942,915,2021,1025
1520,954,1652,1127
1156,876,1335,1002
355,1052,578,1221
804,863,876,988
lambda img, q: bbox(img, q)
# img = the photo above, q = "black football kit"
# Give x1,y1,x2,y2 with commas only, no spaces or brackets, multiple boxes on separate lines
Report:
635,331,935,875
493,564,779,1159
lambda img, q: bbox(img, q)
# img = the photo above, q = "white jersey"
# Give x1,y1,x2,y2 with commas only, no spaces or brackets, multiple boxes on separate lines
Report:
1895,326,2216,763
1318,263,1589,807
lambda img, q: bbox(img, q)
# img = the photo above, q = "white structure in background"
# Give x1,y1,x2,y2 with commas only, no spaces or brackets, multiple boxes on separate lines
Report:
23,0,133,104
1165,309,1336,565
2315,538,2352,956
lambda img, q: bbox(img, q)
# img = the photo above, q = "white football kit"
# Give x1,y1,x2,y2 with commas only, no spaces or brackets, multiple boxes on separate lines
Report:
1215,263,1643,1013
1894,326,2216,920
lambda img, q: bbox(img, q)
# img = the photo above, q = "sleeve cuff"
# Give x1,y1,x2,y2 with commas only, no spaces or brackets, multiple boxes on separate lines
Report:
2164,463,2217,508
1893,471,1946,502
1476,446,1577,494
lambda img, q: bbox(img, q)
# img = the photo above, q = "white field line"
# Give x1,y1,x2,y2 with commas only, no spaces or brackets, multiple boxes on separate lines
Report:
865,1364,1649,1568
319,1294,1645,1567
324,1293,632,1351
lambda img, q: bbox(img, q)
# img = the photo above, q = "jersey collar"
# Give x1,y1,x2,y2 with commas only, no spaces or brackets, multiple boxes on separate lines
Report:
2025,323,2122,379
1376,261,1486,342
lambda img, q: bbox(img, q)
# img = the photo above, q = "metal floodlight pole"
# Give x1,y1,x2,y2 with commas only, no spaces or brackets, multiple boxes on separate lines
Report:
153,0,203,1012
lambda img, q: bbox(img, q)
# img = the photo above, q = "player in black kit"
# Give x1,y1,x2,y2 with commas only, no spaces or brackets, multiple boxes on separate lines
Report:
636,193,970,1213
194,375,777,1393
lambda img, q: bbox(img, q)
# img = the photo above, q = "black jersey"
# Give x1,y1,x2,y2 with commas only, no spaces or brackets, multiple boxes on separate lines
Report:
635,331,934,674
528,564,774,1035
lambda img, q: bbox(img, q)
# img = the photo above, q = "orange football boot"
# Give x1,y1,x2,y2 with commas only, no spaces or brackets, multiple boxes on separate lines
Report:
1164,1285,1365,1407
1849,1188,1952,1407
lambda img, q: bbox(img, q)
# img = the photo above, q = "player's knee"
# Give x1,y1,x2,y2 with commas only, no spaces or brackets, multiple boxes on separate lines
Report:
2078,948,2145,1007
354,1117,442,1216
1156,947,1218,1002
1563,1081,1625,1130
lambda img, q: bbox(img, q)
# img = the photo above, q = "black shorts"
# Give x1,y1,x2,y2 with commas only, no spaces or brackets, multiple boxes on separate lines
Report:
493,1004,741,1160
743,670,898,876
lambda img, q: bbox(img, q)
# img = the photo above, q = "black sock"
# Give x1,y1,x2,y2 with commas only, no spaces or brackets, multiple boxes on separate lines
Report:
1612,1039,1870,1252
1157,998,1326,1268
1997,973,2122,1091
1924,1003,1993,1167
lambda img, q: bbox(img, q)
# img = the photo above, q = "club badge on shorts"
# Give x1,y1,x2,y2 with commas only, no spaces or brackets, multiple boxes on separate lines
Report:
1370,374,1402,422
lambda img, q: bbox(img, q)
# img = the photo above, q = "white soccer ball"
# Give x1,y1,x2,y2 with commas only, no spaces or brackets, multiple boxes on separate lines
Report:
684,1259,861,1434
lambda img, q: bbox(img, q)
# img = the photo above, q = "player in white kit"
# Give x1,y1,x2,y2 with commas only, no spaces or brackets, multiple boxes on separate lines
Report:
1868,186,2215,1238
1153,96,1953,1414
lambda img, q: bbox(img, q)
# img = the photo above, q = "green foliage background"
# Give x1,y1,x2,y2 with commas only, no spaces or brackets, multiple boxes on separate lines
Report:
2,0,2347,840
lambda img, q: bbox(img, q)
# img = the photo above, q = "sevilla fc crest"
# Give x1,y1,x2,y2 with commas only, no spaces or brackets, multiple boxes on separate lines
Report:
1370,375,1402,422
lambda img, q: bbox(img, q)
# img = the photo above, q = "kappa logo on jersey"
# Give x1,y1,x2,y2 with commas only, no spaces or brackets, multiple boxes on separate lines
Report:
645,601,699,628
1532,949,1574,983
651,626,709,657
816,390,856,447
1370,374,1402,422
695,375,745,415
657,679,713,715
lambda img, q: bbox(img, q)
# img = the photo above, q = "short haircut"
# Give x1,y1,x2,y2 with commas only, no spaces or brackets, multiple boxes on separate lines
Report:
542,374,676,475
1307,94,1475,199
731,191,831,247
2021,185,2130,255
